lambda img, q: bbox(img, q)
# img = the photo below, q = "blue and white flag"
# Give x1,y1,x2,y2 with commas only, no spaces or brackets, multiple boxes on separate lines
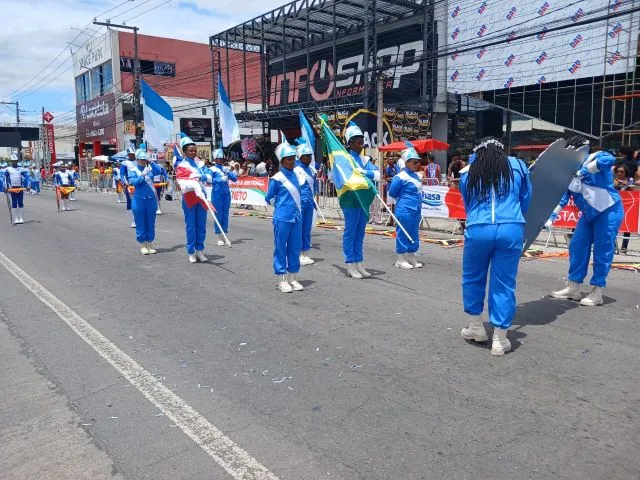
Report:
218,74,240,147
299,110,316,163
141,79,174,150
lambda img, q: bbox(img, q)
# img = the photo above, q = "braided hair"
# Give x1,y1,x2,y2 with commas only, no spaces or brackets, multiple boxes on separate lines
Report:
565,135,589,149
466,137,513,202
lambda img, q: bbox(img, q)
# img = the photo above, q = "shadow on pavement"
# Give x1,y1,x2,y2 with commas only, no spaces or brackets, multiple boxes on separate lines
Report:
155,244,185,254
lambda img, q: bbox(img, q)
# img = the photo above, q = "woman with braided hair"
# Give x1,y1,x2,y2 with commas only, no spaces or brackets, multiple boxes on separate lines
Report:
459,137,532,356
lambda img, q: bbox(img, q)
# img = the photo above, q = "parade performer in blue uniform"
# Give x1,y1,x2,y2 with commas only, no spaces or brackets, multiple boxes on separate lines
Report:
294,142,317,266
29,165,41,194
54,163,76,211
388,146,423,269
459,137,532,356
265,142,305,293
120,147,137,228
127,149,163,255
209,148,237,246
113,161,125,203
174,136,210,263
0,162,7,193
550,138,623,307
4,155,30,224
150,156,169,215
342,123,380,279
68,162,79,200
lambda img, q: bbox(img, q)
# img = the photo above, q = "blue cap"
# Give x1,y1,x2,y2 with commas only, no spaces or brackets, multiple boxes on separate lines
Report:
275,143,296,161
135,149,148,160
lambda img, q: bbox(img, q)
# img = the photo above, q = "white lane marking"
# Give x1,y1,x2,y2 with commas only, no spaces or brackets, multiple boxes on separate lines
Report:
0,250,278,480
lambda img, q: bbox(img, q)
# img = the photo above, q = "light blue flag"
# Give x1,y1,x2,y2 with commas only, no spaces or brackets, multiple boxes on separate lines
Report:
141,79,174,150
218,74,240,147
299,111,316,163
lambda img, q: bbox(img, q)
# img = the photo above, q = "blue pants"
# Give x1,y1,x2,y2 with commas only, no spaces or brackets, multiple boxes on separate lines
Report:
31,181,40,193
212,194,231,234
10,191,24,208
182,200,207,254
155,186,163,202
132,196,158,243
273,219,302,274
462,223,524,330
125,187,132,210
395,207,421,254
568,204,624,288
342,207,368,263
301,207,314,251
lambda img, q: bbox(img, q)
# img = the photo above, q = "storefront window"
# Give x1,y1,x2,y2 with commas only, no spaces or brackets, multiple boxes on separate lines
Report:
90,61,114,99
75,72,90,103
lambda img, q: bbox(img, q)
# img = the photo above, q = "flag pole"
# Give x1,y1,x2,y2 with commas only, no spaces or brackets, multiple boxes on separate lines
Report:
376,193,414,243
203,199,231,248
313,197,328,223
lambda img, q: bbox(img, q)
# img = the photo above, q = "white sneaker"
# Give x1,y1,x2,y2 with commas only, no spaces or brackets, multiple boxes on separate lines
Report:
491,328,511,356
278,275,293,293
461,316,488,342
580,287,603,307
289,274,304,291
156,209,162,215
188,254,197,264
551,281,582,301
216,234,225,246
299,253,314,266
195,251,208,262
130,222,136,228
140,245,150,255
394,254,414,269
146,242,157,254
347,264,363,279
356,262,371,277
410,253,423,268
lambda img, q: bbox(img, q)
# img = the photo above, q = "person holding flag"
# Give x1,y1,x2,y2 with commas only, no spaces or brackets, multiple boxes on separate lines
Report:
294,140,317,266
388,146,424,269
54,163,76,212
265,142,305,293
120,147,137,228
127,149,164,255
150,156,169,215
208,148,237,246
4,154,30,224
174,136,211,263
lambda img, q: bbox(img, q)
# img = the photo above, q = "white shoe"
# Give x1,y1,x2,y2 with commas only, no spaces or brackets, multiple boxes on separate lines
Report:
461,316,488,342
410,253,423,268
491,328,511,356
277,275,293,293
140,245,150,255
551,281,582,301
355,262,371,277
347,264,363,279
580,287,603,307
289,274,304,291
129,211,136,228
156,209,162,215
299,253,314,266
216,234,225,246
146,242,157,254
188,254,197,263
130,222,136,228
394,254,414,269
195,251,208,262
11,208,19,224
17,208,24,223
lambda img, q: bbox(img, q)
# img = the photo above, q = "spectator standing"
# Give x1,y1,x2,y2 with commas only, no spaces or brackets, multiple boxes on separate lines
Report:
423,154,441,186
614,165,634,254
448,151,465,181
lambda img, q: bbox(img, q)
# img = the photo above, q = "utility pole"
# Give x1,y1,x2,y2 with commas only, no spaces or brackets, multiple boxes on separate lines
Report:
0,101,19,123
93,21,142,147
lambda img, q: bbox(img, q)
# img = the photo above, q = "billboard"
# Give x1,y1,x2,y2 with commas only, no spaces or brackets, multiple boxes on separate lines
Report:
73,31,112,77
179,118,213,143
446,0,639,93
268,23,427,107
76,92,117,143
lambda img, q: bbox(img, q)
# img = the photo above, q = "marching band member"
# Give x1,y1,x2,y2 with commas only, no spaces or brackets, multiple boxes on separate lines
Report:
343,123,380,279
127,150,163,255
210,148,237,246
120,147,137,228
459,137,532,356
550,138,623,306
0,162,7,193
29,164,41,194
4,154,30,224
113,161,126,203
54,163,76,211
294,142,316,265
265,142,304,293
175,136,209,263
388,146,424,269
150,156,169,215
68,162,78,200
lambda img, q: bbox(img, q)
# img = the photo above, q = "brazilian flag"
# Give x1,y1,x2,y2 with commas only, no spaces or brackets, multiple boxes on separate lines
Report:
319,115,377,215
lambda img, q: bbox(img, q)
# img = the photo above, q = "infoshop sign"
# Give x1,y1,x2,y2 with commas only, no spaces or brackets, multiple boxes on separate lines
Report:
268,24,426,107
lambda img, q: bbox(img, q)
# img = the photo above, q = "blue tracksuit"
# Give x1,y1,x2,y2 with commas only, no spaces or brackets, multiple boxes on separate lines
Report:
5,166,30,207
265,167,303,275
208,163,237,234
30,169,41,193
388,168,422,254
295,161,316,251
127,163,162,243
153,164,169,202
556,151,622,288
460,156,532,330
120,160,136,210
342,150,380,263
176,158,209,254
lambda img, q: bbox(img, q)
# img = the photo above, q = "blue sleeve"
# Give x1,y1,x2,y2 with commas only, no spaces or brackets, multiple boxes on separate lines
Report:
518,160,532,215
595,151,616,171
22,171,30,187
53,173,60,186
264,179,277,204
227,171,238,182
388,176,401,199
459,173,470,211
119,165,128,183
128,169,147,187
364,161,379,180
162,167,168,181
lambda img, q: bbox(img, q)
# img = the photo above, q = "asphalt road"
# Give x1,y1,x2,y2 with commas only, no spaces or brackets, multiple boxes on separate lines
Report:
0,190,638,480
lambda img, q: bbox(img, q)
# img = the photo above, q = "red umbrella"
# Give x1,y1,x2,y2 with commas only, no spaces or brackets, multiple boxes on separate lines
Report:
510,144,550,151
379,139,450,153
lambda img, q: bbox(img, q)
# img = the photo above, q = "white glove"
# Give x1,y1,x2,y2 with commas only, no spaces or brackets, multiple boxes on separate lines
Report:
586,160,599,174
142,166,152,176
221,175,228,182
222,166,230,174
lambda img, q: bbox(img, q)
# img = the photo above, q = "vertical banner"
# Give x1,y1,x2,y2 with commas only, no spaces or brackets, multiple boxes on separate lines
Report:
45,123,56,164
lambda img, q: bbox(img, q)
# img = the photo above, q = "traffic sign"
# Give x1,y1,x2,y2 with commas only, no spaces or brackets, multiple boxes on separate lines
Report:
43,111,54,123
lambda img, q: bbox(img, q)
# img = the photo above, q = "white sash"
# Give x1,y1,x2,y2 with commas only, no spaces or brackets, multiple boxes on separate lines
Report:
273,171,301,212
211,164,226,179
397,170,422,190
294,166,314,192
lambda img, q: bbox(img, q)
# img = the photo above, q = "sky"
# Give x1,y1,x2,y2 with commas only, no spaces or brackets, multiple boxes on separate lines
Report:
0,0,286,126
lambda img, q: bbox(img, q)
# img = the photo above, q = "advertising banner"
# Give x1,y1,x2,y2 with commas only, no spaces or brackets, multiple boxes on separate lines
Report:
230,177,269,207
76,92,116,143
420,185,466,219
44,123,56,164
179,118,213,143
73,32,112,77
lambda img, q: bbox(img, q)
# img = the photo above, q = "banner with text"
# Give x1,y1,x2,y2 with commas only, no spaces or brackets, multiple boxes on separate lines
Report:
230,177,269,207
420,185,466,220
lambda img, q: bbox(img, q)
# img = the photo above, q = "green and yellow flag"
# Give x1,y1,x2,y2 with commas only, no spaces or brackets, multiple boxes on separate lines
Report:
319,115,376,214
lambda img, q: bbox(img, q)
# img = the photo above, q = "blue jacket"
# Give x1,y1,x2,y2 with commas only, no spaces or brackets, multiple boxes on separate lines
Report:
348,149,380,182
4,167,30,189
53,170,75,187
265,167,303,223
208,163,237,199
151,164,169,185
388,168,422,212
460,155,532,226
127,163,164,200
120,160,137,185
294,161,316,210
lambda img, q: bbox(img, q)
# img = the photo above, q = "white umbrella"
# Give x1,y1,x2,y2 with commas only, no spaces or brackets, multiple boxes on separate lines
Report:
93,155,110,162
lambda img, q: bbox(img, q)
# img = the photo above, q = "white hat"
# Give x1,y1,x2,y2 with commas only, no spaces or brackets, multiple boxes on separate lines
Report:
10,153,18,161
135,149,148,160
296,143,313,158
400,146,420,163
275,143,296,161
180,136,195,150
126,146,136,155
344,122,364,144
213,148,224,159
